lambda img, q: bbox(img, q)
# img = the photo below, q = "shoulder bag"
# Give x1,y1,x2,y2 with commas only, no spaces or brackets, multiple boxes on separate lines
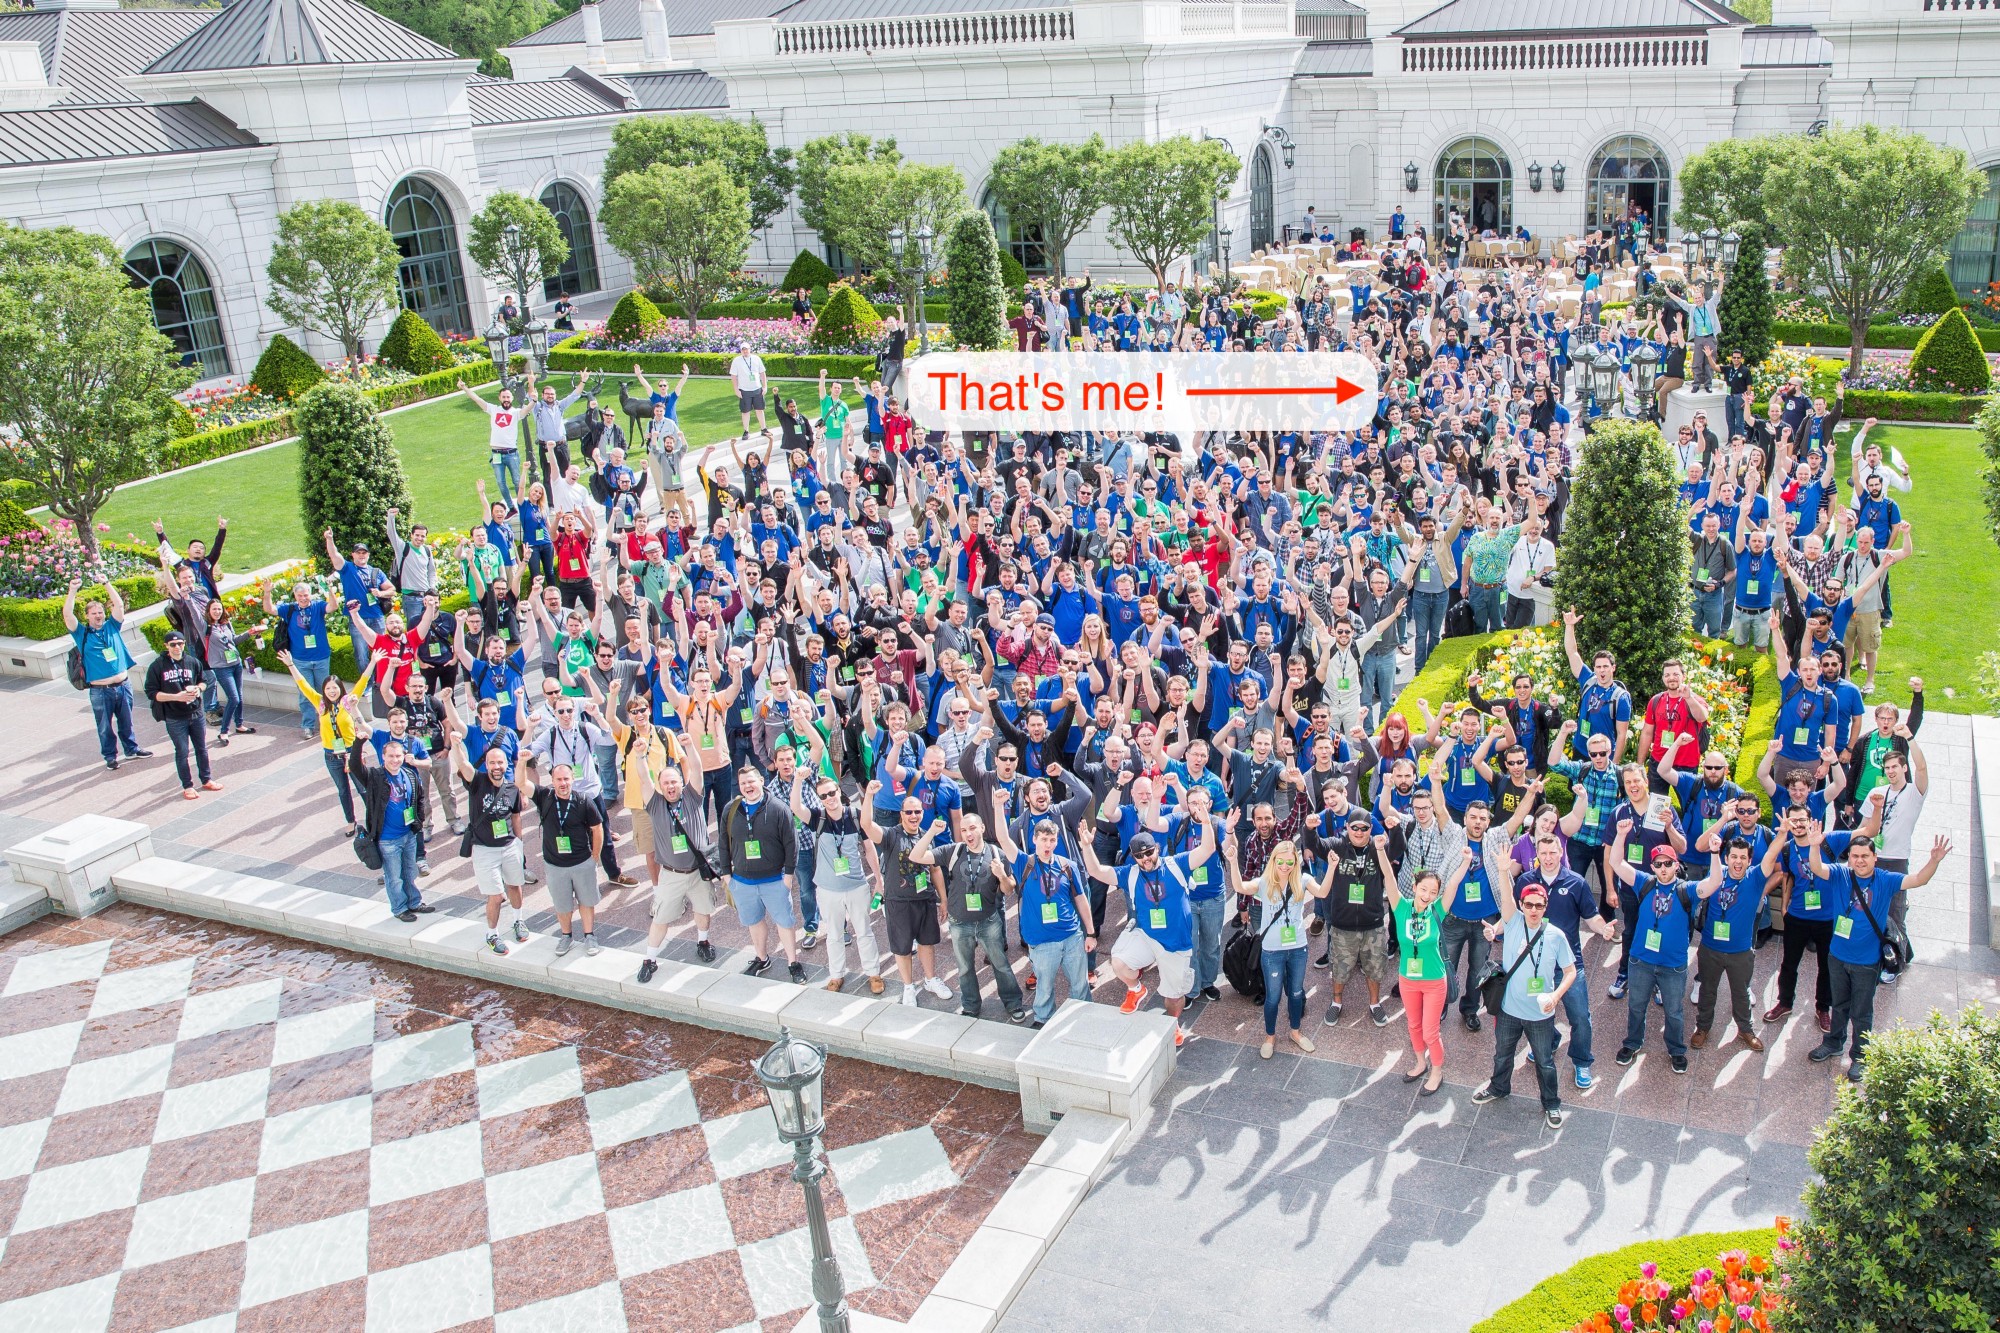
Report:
1476,923,1547,1018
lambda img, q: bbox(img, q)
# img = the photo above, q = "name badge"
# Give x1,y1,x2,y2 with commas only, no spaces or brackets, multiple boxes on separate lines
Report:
1041,902,1059,924
490,819,509,838
1526,976,1547,994
745,839,761,858
1712,921,1732,943
1347,882,1366,904
1833,915,1854,939
740,708,752,724
1626,843,1644,864
1804,888,1822,910
1193,867,1209,885
912,870,930,893
1337,676,1352,691
1149,908,1168,930
701,734,716,749
101,647,118,662
671,833,688,852
1460,769,1476,786
1279,923,1297,944
964,892,983,912
495,690,511,706
555,835,572,855
1746,579,1760,595
303,635,319,649
1793,728,1809,746
1464,884,1481,902
834,855,852,875
1406,956,1424,978
1644,928,1663,952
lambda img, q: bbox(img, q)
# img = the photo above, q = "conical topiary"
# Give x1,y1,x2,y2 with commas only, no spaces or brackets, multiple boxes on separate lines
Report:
781,248,838,291
168,398,200,438
998,249,1028,294
0,497,39,538
605,290,666,345
810,283,884,349
1901,263,1961,318
945,211,1007,351
1716,223,1775,365
376,309,455,375
1908,306,1993,394
250,334,326,399
295,381,415,575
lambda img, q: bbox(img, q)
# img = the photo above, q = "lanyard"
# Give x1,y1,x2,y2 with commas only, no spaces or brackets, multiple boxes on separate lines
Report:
1139,868,1165,905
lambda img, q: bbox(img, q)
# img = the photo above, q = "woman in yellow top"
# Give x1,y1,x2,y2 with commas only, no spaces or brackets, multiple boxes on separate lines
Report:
279,648,359,836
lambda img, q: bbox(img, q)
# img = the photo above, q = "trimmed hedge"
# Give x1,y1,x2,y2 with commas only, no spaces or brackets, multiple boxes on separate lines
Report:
0,571,162,641
140,588,476,681
1840,388,1989,424
1909,306,1994,394
376,311,455,376
811,284,883,349
606,290,667,344
249,334,326,399
0,497,39,538
1472,1228,1778,1333
547,334,875,381
1771,318,2000,353
779,249,838,292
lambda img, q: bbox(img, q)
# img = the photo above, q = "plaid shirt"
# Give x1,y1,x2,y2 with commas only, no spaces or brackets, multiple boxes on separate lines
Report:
1396,815,1464,893
1551,759,1622,847
1235,800,1307,885
1000,632,1064,682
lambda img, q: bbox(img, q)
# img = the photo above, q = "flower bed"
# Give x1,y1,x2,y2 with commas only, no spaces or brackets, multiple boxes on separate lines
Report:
1770,318,2000,354
1472,1227,1784,1333
1748,347,1990,423
571,316,884,358
0,521,157,602
178,344,490,431
548,334,876,382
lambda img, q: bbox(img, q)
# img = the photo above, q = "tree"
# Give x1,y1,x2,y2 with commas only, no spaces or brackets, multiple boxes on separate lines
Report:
1103,136,1240,291
1785,1008,2000,1333
602,115,794,235
266,200,403,364
0,224,193,557
986,135,1107,279
1550,418,1690,697
819,160,966,284
1765,124,1986,373
1674,135,1795,235
250,334,327,399
601,161,750,335
810,285,883,350
1716,222,1775,365
945,212,1007,351
466,191,569,315
1902,263,1961,316
296,381,415,574
1908,307,1993,394
796,133,900,247
376,310,455,375
356,0,555,76
604,290,666,345
780,249,838,291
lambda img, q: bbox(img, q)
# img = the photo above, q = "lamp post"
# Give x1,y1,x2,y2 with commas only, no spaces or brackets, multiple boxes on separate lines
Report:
1632,342,1661,419
889,225,935,355
1679,232,1700,269
1590,349,1620,417
1700,225,1721,266
483,317,510,383
1720,228,1742,269
1219,225,1234,284
755,1029,847,1333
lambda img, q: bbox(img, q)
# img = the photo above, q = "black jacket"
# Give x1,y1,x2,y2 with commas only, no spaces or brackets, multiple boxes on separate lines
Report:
143,651,206,721
348,746,430,844
716,795,795,881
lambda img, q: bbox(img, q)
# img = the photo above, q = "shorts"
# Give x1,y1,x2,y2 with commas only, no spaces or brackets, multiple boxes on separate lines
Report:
471,840,525,897
733,876,795,929
651,868,715,923
546,861,601,913
627,805,654,852
737,388,766,412
1327,923,1389,983
885,896,942,955
1110,928,1195,1000
1844,610,1882,656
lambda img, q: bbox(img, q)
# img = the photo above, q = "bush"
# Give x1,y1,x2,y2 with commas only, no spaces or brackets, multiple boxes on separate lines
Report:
1472,1228,1779,1333
0,497,39,538
1979,397,2000,550
780,249,838,292
168,399,200,439
998,249,1028,294
1771,318,2000,353
945,212,1007,351
249,334,326,400
376,310,455,376
1241,289,1287,322
1786,1008,2000,1332
1902,263,1961,317
1717,222,1774,364
810,283,883,350
1840,387,1989,424
295,382,414,575
547,335,873,381
1907,307,1993,395
0,572,160,641
605,290,667,345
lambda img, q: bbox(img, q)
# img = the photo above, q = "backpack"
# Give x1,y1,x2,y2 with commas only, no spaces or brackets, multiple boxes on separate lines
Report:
66,644,88,691
1222,924,1265,1003
270,603,294,657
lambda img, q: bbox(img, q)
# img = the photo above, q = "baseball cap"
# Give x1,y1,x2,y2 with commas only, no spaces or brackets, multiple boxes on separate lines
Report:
1345,811,1374,829
1517,884,1549,904
1129,833,1159,858
1035,613,1056,628
164,630,186,644
1650,846,1680,864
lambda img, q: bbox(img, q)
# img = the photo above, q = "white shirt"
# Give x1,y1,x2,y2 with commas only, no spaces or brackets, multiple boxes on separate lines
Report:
1506,535,1557,607
486,405,522,451
1876,779,1926,861
729,353,766,392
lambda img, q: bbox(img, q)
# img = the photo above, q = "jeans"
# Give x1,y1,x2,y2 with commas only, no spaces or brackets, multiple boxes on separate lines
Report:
1557,966,1595,1070
1361,652,1398,729
380,835,422,915
1724,393,1746,443
163,715,212,789
324,750,357,827
1441,913,1493,1015
1729,610,1771,650
526,542,556,587
1468,584,1505,633
1691,586,1728,639
1611,879,1641,980
1261,946,1308,1035
1410,589,1448,672
1826,955,1882,1059
293,657,332,734
1190,896,1226,995
88,681,141,763
490,450,520,508
1026,933,1089,1024
593,745,621,807
1490,1009,1562,1110
1623,958,1688,1057
952,915,1025,1017
795,846,821,934
210,662,245,734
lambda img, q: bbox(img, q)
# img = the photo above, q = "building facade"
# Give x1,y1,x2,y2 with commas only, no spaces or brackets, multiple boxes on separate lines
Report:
1,0,1995,379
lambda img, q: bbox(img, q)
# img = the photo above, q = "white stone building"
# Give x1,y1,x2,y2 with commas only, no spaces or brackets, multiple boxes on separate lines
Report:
1,0,1995,380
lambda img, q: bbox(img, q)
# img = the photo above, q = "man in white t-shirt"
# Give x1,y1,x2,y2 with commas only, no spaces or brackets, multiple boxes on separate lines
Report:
728,341,768,438
460,378,525,507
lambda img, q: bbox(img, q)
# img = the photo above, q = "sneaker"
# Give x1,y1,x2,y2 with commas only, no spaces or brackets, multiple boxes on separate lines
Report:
1463,1011,1483,1033
745,955,771,977
1324,1002,1343,1026
1470,1085,1502,1106
1574,1066,1594,1090
1816,1008,1832,1033
1669,1054,1689,1075
396,910,418,923
555,934,573,957
585,934,599,956
900,985,919,1007
411,903,436,914
1846,1058,1866,1082
1313,951,1331,970
105,759,119,771
696,940,716,964
1369,1003,1388,1027
1615,1046,1638,1066
451,820,468,836
1607,975,1628,1001
1308,917,1324,937
637,958,658,983
1201,986,1221,1001
130,748,153,758
416,860,431,877
1808,1041,1841,1063
486,934,508,956
1546,1108,1565,1129
798,930,821,951
1762,1003,1793,1023
923,976,953,1001
512,920,528,943
1119,985,1149,1014
789,961,807,984
1008,1010,1029,1024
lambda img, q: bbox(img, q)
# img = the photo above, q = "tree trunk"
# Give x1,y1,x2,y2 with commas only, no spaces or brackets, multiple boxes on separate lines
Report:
1847,323,1866,376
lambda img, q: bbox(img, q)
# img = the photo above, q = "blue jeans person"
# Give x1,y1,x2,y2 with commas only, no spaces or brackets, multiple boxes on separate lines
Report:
1190,895,1226,996
1623,958,1688,1057
1410,589,1449,673
1489,1010,1562,1111
490,450,520,508
951,915,1025,1017
1361,652,1398,729
1724,392,1746,443
1691,586,1728,639
794,844,821,936
163,715,212,791
1026,932,1089,1024
1441,913,1493,1016
380,835,423,915
88,681,142,763
324,750,357,827
212,662,245,734
293,657,332,735
1260,945,1308,1036
1469,584,1505,633
1556,965,1595,1072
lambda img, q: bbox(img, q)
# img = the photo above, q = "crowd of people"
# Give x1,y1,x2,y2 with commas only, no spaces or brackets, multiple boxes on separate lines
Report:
61,217,1950,1124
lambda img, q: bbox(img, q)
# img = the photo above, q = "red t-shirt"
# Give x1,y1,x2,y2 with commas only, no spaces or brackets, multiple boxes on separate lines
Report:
371,628,422,695
884,414,912,455
555,531,591,582
1644,692,1702,768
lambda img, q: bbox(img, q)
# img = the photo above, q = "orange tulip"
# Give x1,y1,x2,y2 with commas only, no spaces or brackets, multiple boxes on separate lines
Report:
1640,1303,1658,1324
1774,1215,1791,1235
1748,1255,1769,1275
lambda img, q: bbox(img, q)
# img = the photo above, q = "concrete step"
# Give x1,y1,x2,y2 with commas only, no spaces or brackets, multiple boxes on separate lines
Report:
0,865,51,936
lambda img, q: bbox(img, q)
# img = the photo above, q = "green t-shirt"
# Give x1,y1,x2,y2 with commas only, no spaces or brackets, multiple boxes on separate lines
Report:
821,395,849,441
465,543,505,592
556,631,597,697
1394,898,1447,982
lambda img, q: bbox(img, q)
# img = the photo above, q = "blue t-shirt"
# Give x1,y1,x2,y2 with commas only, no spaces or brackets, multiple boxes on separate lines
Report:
1449,837,1498,921
1628,870,1694,969
1669,772,1743,872
1120,858,1195,953
1439,745,1490,814
462,723,520,782
380,768,415,840
71,617,133,680
339,562,389,625
1498,912,1576,1023
1781,830,1854,920
906,774,963,837
1573,668,1632,757
1774,672,1838,761
468,660,527,733
1016,854,1086,945
1700,867,1764,954
285,603,332,664
1826,867,1903,967
1734,548,1777,611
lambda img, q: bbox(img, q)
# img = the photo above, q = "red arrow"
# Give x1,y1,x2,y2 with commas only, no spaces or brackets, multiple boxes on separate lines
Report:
1185,378,1369,402
1333,376,1363,404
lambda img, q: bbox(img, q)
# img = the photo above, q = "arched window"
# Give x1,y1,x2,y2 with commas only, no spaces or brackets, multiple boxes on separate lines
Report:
1433,137,1512,234
538,182,602,300
1948,166,2000,298
1249,146,1276,252
124,239,228,375
385,178,471,334
981,186,1048,275
1586,136,1672,241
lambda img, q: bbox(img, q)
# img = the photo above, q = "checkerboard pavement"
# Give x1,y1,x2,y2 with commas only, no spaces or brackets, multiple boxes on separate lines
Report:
0,907,1038,1333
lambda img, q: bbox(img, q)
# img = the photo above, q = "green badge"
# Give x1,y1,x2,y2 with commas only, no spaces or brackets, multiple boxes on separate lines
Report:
671,833,688,852
964,892,983,912
1460,769,1476,786
1406,956,1423,978
740,708,752,724
1526,976,1547,994
1833,915,1854,939
1347,882,1366,904
1337,676,1352,691
1804,888,1822,910
1279,922,1297,944
744,839,761,858
555,835,572,855
1793,727,1809,746
912,870,930,893
1712,921,1732,942
1746,579,1759,595
1464,884,1481,903
1626,843,1644,864
303,635,319,649
834,855,852,875
1149,908,1167,931
495,690,510,706
1644,928,1663,952
490,818,509,838
1041,902,1059,924
1193,866,1208,884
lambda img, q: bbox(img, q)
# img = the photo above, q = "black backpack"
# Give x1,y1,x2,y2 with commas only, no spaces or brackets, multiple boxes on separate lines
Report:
66,644,88,691
1223,925,1265,1003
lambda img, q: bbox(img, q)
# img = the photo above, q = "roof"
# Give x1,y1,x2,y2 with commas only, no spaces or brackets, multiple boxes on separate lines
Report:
514,0,791,45
468,75,629,126
767,0,1044,21
145,0,457,75
1295,38,1369,76
1741,24,1832,67
0,100,260,168
0,6,210,105
623,68,729,109
1395,0,1746,38
1295,0,1363,14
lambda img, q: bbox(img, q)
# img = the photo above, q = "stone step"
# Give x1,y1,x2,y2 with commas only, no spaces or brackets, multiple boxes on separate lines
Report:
0,865,51,936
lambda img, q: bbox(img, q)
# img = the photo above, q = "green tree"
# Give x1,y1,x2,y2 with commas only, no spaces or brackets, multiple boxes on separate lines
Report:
1908,306,1994,394
376,310,455,375
356,0,555,76
819,159,966,290
296,381,415,575
604,289,666,344
796,133,900,247
1674,135,1795,235
266,200,403,364
809,284,883,350
1550,418,1691,697
945,212,1007,351
1902,263,1961,316
601,161,750,336
1103,136,1240,291
1785,1008,2000,1333
250,334,327,399
1765,124,1986,372
1716,222,1775,365
466,190,569,316
602,115,794,235
986,135,1106,278
0,224,193,557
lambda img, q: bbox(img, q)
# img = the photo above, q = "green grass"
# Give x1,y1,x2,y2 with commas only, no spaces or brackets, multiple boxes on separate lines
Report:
1472,1227,1779,1333
88,374,855,574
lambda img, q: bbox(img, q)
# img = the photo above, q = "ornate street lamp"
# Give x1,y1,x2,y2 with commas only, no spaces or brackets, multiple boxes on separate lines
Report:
1631,342,1661,416
1680,232,1701,269
915,224,935,354
1720,229,1742,268
1219,225,1234,283
1404,161,1420,192
1527,161,1544,193
523,316,550,377
1700,225,1721,265
483,317,510,380
1589,348,1620,415
755,1030,848,1333
1550,160,1566,193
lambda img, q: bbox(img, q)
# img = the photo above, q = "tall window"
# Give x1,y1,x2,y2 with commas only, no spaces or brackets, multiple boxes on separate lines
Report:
1250,146,1276,252
1433,137,1512,234
1949,166,2000,299
124,238,228,375
1586,136,1672,241
385,178,471,334
981,187,1048,275
538,182,601,300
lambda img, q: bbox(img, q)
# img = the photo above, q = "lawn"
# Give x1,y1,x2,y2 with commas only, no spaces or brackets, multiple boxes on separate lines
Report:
89,374,855,573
